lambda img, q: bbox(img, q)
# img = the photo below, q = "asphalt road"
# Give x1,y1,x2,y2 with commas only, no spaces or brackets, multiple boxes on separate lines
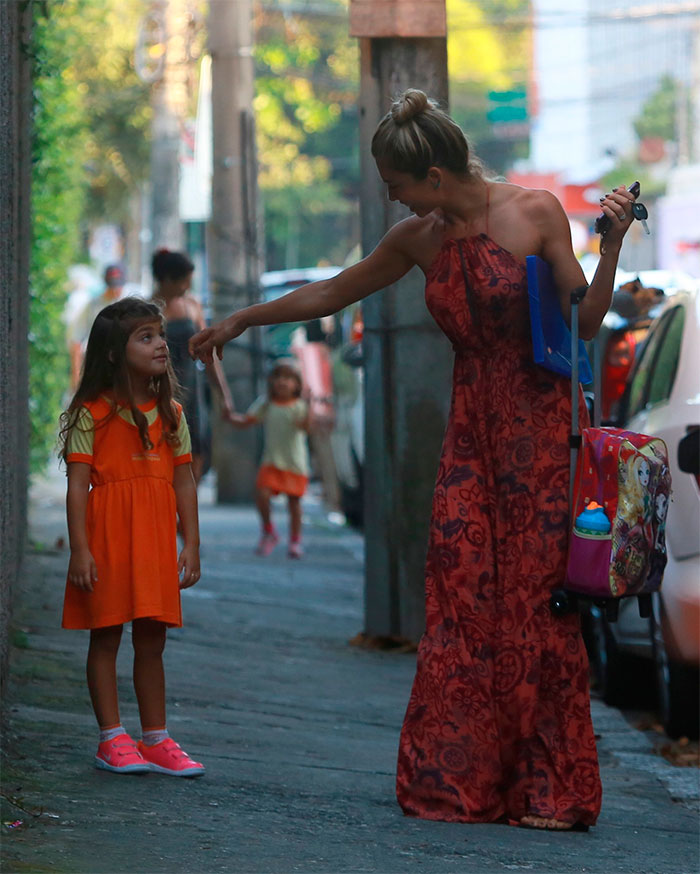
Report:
1,470,698,874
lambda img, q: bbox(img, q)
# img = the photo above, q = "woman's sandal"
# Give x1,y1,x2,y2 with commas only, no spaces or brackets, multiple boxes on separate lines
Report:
519,815,574,831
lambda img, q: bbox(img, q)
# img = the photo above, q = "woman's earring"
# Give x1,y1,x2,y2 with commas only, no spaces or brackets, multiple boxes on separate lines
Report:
433,180,440,190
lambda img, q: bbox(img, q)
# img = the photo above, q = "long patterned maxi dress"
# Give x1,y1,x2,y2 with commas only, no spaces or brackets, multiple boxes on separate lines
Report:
396,233,602,827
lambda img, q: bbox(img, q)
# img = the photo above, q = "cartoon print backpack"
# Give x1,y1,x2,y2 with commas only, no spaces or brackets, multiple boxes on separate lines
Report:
564,429,671,612
546,284,672,621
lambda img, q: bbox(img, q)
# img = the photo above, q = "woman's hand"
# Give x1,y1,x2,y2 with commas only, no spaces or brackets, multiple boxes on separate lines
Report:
68,547,98,592
189,315,246,364
178,543,201,590
225,411,253,428
597,185,637,249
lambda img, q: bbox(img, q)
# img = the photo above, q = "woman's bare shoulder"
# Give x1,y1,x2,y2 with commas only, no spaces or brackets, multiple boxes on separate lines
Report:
511,184,564,224
385,213,446,272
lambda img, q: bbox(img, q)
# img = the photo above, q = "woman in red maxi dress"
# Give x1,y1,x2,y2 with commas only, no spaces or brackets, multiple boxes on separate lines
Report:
189,90,639,830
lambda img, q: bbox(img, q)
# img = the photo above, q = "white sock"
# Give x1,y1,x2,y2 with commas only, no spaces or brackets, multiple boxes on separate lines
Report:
99,724,125,743
141,728,170,746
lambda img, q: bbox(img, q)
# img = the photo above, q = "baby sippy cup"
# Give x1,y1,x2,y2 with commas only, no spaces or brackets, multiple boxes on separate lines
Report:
574,501,611,535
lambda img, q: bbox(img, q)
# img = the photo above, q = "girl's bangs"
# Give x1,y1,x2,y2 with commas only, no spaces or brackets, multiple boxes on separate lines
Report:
123,310,165,336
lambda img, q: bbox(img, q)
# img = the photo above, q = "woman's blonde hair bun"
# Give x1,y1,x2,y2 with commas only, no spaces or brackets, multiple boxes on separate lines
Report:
372,88,480,180
390,89,435,125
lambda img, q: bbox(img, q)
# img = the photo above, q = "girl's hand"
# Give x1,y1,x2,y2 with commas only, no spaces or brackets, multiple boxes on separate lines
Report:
178,544,201,589
68,548,98,592
189,315,246,364
225,410,252,427
597,185,637,248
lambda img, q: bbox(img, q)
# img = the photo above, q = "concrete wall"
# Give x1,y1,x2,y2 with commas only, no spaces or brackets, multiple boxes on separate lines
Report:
0,2,32,697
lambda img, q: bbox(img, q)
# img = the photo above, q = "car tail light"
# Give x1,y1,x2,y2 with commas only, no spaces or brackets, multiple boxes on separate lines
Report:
602,332,637,419
606,334,634,368
350,308,364,344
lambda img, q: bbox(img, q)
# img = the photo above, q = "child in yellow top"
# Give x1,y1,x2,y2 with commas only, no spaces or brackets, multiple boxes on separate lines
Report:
228,362,310,557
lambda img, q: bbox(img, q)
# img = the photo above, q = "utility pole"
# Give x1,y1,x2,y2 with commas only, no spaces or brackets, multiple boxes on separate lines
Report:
350,0,453,642
147,0,189,251
208,0,263,502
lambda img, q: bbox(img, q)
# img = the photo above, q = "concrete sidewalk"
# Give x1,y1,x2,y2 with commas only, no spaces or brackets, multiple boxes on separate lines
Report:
2,472,699,874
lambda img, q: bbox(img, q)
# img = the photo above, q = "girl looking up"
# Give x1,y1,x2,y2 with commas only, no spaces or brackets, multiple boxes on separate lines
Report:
60,297,204,777
228,362,310,558
152,249,234,484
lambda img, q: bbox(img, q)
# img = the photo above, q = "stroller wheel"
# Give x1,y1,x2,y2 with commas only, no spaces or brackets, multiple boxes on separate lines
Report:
605,599,620,622
550,589,575,616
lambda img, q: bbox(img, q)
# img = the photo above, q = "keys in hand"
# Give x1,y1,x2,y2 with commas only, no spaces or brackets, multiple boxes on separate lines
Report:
632,201,650,235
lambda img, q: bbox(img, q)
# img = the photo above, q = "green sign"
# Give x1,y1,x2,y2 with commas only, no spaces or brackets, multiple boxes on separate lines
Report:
488,89,527,103
487,89,528,124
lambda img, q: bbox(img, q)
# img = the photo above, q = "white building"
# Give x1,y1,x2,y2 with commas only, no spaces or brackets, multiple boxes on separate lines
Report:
530,0,697,180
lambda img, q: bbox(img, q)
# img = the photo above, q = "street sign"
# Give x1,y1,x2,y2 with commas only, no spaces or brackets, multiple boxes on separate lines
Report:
487,89,528,125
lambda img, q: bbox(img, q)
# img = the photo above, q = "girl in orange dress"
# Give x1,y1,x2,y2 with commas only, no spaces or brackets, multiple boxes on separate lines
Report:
60,298,204,777
227,362,310,558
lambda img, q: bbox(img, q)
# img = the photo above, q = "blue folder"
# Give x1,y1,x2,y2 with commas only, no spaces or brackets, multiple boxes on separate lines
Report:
526,255,592,383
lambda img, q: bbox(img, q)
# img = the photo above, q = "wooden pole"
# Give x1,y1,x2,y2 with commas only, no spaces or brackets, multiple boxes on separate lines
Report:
350,0,452,641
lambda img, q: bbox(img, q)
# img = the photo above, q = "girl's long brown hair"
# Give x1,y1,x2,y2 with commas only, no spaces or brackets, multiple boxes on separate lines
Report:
58,297,181,458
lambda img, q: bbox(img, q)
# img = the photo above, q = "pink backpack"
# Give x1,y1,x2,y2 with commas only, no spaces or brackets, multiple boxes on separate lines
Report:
534,271,673,620
564,429,671,604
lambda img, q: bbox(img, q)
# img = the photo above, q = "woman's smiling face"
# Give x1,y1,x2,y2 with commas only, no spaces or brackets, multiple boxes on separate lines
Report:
376,161,438,217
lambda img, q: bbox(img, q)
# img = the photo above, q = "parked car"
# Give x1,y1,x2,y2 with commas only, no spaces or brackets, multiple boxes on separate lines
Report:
260,267,342,359
579,267,696,422
588,286,700,738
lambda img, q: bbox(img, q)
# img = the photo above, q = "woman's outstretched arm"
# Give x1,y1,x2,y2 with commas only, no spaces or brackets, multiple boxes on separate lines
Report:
189,224,415,363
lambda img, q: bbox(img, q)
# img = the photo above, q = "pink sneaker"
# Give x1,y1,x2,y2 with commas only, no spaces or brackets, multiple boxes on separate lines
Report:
137,737,205,777
95,733,150,774
255,530,279,556
288,541,303,559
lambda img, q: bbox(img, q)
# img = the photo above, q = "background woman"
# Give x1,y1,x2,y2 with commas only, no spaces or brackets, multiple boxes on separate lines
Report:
152,249,234,483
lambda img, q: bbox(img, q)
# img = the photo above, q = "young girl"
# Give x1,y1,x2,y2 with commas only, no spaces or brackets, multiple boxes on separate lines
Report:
59,297,204,777
228,362,310,558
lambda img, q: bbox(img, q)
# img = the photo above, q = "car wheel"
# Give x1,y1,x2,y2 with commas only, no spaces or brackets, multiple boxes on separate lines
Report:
651,595,700,739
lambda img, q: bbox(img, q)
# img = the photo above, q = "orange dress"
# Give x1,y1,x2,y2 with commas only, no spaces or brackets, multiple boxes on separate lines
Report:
62,397,192,630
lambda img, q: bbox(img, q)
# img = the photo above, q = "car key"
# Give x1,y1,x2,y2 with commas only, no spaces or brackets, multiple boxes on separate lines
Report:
632,201,650,234
595,180,640,236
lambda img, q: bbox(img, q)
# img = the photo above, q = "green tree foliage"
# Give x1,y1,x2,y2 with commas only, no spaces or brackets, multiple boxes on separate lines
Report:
29,0,150,473
254,0,359,269
447,0,530,174
633,74,678,143
30,2,89,473
601,75,681,199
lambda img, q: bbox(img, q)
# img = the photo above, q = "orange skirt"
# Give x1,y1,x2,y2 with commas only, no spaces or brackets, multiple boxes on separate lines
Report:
256,465,308,497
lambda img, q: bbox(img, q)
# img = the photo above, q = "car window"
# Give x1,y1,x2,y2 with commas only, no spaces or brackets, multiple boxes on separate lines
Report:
626,306,684,419
646,306,685,407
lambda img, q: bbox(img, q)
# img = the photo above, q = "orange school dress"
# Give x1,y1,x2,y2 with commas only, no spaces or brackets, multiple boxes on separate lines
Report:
62,396,192,630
